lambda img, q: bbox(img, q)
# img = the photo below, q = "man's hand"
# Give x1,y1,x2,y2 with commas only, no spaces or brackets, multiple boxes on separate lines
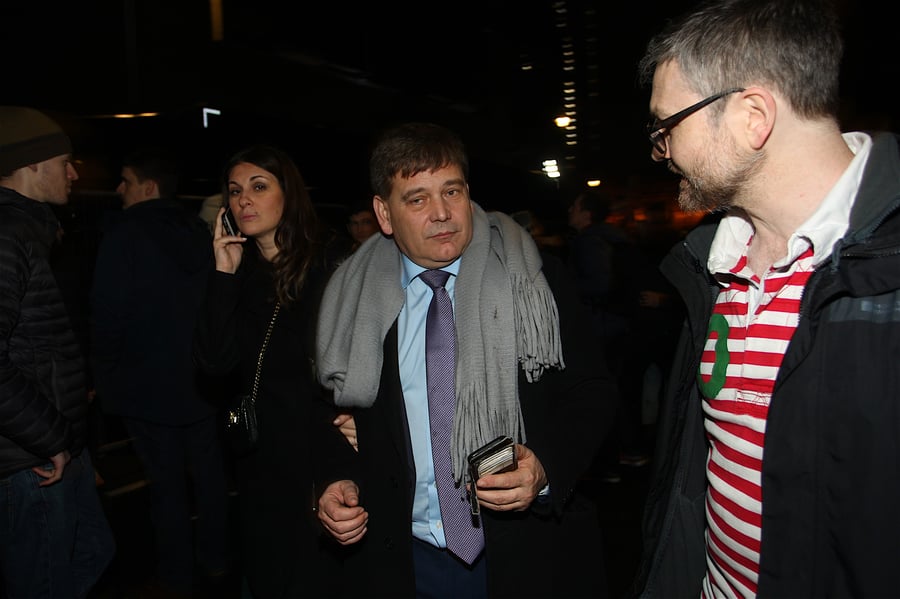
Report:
471,443,547,512
32,450,71,487
318,480,368,545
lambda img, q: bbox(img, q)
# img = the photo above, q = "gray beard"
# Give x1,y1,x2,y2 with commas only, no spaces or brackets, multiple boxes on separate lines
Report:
677,175,737,213
673,147,764,214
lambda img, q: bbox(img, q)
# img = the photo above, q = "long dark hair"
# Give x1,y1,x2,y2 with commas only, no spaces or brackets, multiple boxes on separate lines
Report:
222,144,321,304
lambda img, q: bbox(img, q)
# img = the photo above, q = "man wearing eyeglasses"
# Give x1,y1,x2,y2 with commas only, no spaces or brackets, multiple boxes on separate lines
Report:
632,1,900,598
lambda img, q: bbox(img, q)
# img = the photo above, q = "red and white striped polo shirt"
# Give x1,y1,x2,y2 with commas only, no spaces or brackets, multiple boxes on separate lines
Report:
696,132,869,599
699,242,813,598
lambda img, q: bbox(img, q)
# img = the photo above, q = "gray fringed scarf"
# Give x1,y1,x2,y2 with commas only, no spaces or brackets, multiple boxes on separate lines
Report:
316,202,564,481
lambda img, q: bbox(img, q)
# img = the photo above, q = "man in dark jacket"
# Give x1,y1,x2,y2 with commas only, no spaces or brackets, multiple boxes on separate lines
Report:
633,1,900,597
315,122,618,598
90,147,227,595
0,106,116,598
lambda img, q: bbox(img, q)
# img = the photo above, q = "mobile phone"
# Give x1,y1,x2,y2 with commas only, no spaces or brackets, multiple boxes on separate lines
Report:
466,436,517,515
467,436,516,480
222,207,240,236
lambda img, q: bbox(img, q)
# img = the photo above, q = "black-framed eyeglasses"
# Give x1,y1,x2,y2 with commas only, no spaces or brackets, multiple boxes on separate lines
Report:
646,88,745,158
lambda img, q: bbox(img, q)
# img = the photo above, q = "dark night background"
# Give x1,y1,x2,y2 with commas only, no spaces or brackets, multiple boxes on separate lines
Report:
1,0,897,217
0,3,896,595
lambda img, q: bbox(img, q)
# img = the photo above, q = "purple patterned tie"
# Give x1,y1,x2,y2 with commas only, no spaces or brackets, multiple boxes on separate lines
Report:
419,269,485,565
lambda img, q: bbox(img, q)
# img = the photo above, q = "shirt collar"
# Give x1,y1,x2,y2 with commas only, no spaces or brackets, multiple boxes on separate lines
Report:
400,254,461,289
708,131,872,275
791,131,871,266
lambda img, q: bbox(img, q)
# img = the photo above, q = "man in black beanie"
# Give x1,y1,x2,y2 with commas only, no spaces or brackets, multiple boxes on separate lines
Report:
0,106,115,598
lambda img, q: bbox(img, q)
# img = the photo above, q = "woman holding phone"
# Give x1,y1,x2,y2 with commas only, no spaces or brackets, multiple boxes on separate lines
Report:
193,144,343,598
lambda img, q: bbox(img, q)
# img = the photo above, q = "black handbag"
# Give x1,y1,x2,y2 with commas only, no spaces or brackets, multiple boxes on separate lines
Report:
225,302,280,457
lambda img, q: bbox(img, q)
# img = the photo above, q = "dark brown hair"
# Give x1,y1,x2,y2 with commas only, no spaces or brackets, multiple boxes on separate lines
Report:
368,122,469,198
222,144,321,304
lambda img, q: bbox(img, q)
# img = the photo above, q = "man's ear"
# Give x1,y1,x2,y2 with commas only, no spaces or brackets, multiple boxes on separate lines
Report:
373,195,393,235
145,179,159,199
737,86,776,150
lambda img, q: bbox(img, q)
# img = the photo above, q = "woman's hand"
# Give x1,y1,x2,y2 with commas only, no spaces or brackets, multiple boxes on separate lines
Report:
214,206,246,274
334,412,358,451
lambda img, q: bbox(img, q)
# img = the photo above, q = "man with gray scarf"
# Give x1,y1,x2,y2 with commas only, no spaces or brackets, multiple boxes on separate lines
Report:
315,122,618,598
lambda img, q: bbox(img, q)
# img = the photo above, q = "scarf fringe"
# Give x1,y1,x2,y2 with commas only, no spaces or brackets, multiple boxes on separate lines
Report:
512,274,565,382
453,379,524,482
450,273,563,482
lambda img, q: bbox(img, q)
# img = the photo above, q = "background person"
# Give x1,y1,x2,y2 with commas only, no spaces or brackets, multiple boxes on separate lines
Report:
509,208,567,261
345,198,380,253
90,145,228,596
0,105,115,599
198,192,223,235
633,0,900,596
566,189,659,483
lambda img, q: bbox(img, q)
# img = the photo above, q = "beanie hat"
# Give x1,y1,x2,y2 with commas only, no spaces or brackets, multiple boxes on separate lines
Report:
0,106,73,175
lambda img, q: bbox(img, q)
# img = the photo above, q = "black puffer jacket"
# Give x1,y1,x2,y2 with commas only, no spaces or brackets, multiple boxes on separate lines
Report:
0,187,87,478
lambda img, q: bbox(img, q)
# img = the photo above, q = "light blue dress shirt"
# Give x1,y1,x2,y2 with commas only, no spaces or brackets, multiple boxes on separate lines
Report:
398,254,460,548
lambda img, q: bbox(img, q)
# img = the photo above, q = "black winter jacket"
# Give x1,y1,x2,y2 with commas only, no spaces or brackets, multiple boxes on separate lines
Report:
90,198,216,425
634,132,900,598
0,187,88,478
193,247,342,598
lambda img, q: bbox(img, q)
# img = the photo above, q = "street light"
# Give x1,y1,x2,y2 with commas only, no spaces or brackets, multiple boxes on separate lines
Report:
542,159,560,179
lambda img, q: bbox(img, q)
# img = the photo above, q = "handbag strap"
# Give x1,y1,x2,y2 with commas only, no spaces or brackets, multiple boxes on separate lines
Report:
249,302,281,402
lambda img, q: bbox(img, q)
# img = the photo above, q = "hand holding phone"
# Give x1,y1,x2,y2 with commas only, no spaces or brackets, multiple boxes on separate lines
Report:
467,436,517,515
222,207,240,237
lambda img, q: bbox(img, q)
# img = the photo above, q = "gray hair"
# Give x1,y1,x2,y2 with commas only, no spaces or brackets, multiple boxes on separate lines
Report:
639,0,843,120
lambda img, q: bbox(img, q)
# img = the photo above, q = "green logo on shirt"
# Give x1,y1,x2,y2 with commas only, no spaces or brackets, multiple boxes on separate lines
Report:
698,313,729,398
